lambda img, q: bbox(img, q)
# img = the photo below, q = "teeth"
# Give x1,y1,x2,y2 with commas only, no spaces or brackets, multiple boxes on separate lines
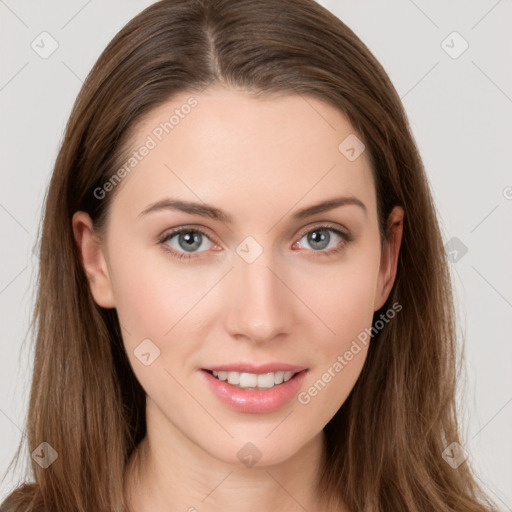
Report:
211,370,296,389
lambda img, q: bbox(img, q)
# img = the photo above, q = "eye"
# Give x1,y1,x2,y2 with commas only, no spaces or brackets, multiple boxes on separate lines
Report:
158,227,217,260
158,224,351,261
293,224,350,256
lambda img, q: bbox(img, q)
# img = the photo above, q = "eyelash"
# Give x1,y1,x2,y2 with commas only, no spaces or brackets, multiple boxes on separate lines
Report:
157,224,352,261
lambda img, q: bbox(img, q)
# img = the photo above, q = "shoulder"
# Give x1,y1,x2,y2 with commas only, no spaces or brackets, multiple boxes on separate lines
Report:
0,483,42,512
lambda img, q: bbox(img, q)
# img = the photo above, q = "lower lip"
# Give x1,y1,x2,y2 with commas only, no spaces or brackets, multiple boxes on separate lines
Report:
201,369,308,414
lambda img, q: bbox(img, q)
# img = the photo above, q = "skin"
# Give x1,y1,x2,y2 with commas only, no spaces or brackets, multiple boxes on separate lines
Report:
73,84,403,512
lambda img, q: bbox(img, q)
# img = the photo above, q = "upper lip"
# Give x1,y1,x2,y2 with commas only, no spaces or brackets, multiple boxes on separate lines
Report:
202,363,307,374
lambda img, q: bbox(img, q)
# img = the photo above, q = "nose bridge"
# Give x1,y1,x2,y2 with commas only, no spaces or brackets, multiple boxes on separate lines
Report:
225,244,291,342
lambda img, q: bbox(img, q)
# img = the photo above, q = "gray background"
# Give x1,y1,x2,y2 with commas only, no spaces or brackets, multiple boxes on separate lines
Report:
1,0,511,508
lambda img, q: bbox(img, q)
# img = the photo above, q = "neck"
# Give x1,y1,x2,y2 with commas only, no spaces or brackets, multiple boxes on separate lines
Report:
123,402,344,512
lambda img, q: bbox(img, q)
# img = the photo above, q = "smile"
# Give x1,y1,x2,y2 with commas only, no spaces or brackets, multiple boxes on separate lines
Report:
209,370,298,389
201,368,308,414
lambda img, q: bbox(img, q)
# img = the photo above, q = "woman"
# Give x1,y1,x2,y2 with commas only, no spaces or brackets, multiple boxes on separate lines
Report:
1,0,497,511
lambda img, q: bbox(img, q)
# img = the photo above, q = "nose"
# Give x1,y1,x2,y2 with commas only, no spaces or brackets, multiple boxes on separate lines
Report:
224,251,293,344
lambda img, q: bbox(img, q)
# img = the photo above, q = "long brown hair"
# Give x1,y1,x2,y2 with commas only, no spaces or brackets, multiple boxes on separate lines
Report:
1,1,496,511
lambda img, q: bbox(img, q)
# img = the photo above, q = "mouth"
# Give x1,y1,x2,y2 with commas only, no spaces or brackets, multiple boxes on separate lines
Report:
203,369,305,390
200,366,309,413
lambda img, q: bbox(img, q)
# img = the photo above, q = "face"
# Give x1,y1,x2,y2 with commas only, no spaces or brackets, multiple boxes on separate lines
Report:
73,84,402,468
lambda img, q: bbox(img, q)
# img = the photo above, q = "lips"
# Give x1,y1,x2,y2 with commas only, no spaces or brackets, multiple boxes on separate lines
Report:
201,367,308,413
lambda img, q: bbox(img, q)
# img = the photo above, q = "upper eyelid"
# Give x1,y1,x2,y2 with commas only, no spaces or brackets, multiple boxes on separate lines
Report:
159,225,217,245
296,223,347,238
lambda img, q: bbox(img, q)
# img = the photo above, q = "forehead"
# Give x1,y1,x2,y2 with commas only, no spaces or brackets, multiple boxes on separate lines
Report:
112,85,377,227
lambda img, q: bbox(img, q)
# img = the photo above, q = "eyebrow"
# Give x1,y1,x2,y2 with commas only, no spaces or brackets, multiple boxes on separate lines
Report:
137,196,367,223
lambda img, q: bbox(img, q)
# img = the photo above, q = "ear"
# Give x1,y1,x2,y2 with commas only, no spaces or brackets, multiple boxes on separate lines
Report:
373,206,404,311
72,211,116,308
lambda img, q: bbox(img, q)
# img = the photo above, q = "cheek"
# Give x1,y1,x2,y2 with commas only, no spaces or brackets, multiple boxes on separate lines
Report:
109,264,174,339
293,251,380,349
107,236,199,338
106,240,224,390
107,247,201,398
292,251,379,412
